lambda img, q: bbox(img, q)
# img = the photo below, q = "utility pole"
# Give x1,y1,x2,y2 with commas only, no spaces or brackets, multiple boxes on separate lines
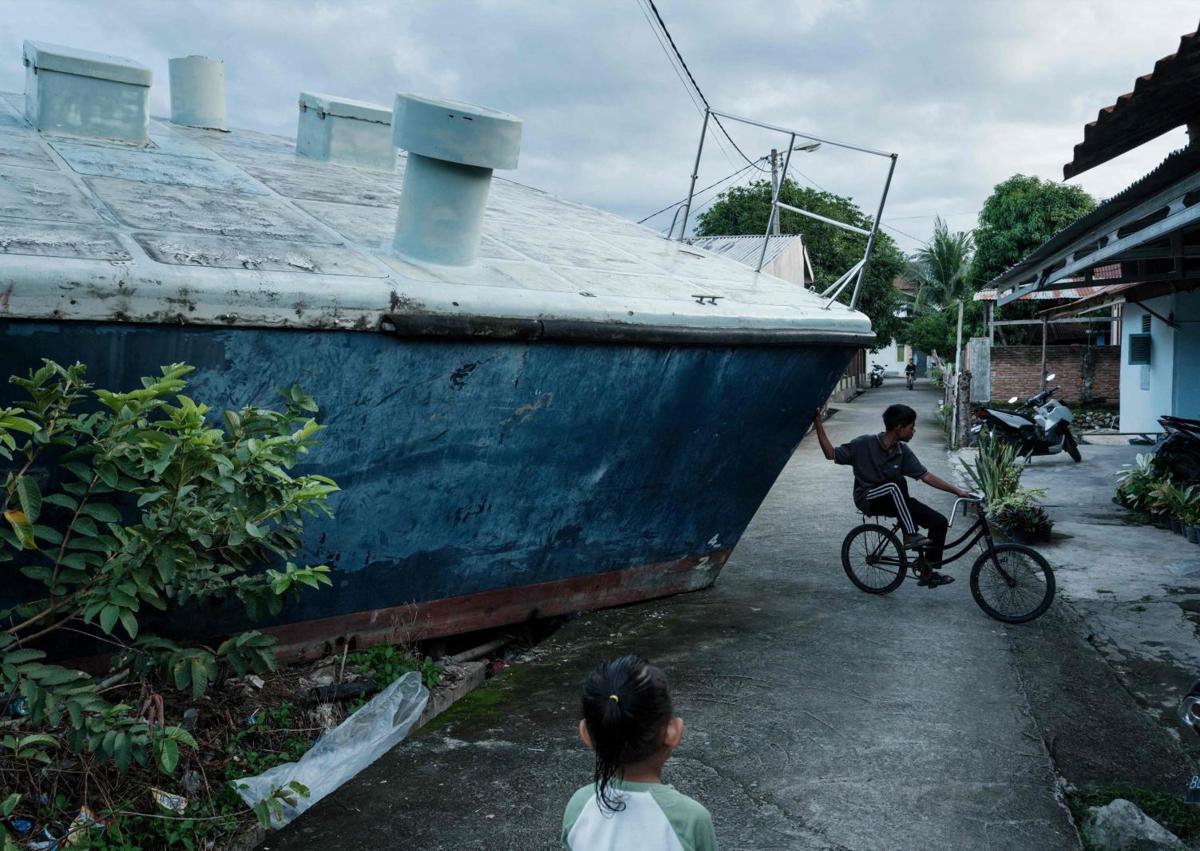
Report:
770,148,781,235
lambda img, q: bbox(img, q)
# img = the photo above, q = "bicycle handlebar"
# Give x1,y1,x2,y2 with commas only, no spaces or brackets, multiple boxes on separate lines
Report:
949,494,984,528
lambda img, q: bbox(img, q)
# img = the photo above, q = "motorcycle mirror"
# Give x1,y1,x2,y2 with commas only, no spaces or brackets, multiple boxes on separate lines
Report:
1045,373,1056,381
1008,396,1019,404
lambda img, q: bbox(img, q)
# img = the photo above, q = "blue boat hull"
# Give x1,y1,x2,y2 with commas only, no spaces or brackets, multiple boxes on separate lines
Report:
0,320,852,655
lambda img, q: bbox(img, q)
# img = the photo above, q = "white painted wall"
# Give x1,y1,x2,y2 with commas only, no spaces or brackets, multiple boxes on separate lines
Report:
879,340,912,376
1120,295,1175,433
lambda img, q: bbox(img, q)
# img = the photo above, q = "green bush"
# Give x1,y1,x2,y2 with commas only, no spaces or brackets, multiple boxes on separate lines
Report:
0,360,338,841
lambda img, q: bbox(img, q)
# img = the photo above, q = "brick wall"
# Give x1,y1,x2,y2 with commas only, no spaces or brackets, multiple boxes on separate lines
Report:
989,345,1120,403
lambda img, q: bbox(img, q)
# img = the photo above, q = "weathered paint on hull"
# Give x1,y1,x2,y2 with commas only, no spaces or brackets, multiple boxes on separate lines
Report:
0,321,852,648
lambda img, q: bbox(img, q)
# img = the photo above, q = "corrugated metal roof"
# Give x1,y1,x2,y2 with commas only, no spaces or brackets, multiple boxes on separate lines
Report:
687,234,799,268
0,91,871,340
1065,19,1200,179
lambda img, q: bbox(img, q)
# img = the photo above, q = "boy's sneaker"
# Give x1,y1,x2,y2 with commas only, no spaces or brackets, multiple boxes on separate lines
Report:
903,534,931,551
918,571,955,588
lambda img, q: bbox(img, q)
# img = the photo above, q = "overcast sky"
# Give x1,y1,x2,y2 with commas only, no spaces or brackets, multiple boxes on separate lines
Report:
2,1,1197,253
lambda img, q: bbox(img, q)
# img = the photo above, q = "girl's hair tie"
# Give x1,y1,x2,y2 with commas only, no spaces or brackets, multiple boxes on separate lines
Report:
608,694,620,703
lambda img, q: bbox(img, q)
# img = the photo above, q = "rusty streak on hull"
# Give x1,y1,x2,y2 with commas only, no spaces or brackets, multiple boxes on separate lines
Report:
265,549,732,660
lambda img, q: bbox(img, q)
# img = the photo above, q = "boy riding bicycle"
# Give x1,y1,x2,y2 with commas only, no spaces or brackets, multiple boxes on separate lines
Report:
812,402,970,587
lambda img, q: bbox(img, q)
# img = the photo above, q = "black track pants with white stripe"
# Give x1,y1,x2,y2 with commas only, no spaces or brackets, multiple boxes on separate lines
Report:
861,479,949,566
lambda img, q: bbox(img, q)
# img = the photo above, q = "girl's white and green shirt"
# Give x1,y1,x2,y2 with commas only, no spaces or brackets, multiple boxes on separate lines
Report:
561,779,718,851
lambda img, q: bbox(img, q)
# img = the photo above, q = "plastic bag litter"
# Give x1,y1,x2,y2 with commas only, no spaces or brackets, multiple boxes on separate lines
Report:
234,671,428,828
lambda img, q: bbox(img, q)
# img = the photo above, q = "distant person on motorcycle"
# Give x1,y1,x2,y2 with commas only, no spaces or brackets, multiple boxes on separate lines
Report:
904,359,916,390
812,402,971,587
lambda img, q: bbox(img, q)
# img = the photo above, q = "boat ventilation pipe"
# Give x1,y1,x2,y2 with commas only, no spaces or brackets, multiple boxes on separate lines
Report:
391,93,522,266
23,40,151,144
169,56,228,131
296,92,394,171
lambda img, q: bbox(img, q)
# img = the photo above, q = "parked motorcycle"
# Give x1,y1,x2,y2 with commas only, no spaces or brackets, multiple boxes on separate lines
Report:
869,363,885,388
1155,415,1200,485
972,374,1081,462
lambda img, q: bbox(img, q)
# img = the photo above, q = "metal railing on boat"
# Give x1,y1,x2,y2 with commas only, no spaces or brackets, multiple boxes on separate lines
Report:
669,107,898,313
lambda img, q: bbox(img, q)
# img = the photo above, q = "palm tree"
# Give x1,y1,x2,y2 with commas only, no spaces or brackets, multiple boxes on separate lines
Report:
912,217,975,375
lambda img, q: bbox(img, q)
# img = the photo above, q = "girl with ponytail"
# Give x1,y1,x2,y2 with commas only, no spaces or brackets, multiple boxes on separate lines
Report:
560,655,717,850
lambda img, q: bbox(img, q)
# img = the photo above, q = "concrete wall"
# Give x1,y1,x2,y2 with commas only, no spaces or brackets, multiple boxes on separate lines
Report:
1121,296,1175,433
988,344,1120,403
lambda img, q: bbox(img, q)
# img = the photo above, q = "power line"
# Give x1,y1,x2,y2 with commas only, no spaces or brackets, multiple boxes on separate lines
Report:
639,0,769,173
637,156,767,223
886,210,979,221
881,222,929,247
634,0,742,170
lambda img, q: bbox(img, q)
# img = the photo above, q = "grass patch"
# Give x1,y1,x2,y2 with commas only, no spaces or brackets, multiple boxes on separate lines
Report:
1067,784,1200,847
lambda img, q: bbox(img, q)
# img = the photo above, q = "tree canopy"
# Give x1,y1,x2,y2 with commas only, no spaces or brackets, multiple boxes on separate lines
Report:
694,178,906,345
970,174,1095,287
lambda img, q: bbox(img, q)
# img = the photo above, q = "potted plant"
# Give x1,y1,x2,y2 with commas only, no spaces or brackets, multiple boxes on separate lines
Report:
1114,453,1160,514
1147,478,1179,530
1180,488,1200,543
988,489,1054,543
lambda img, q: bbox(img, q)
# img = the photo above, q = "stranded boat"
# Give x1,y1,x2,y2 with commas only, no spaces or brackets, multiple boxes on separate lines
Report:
0,42,877,656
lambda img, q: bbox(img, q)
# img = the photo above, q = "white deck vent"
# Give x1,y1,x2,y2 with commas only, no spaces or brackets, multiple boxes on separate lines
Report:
296,92,394,171
169,56,228,131
22,40,151,144
391,93,522,266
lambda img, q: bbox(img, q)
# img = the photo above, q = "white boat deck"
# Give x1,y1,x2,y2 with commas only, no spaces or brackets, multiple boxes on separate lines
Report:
0,92,872,341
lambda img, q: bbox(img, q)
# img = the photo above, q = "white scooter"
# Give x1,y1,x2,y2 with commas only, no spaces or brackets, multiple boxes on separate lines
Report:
972,373,1081,462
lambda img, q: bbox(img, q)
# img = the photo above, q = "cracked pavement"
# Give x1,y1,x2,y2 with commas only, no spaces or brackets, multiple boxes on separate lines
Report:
271,380,1079,850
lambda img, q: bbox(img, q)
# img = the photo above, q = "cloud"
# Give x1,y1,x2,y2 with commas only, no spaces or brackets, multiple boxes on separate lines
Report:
1,0,1196,252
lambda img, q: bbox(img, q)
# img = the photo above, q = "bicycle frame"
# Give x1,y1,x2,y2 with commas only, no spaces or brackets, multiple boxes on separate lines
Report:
868,497,995,570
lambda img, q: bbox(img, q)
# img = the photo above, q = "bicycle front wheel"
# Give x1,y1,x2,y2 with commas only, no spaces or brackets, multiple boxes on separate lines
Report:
841,524,907,594
970,544,1055,623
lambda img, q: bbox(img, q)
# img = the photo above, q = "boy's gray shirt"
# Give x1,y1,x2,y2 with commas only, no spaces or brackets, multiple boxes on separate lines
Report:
833,433,927,508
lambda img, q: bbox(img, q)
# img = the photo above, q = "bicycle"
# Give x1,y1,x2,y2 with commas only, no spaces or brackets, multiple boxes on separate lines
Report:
840,496,1055,623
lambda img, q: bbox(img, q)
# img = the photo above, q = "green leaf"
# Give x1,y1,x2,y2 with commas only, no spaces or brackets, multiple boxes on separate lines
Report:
3,648,46,665
42,493,78,511
0,415,38,434
63,462,93,483
244,520,265,539
173,660,190,692
114,731,131,773
164,726,198,749
137,490,167,507
81,503,121,523
189,656,208,700
154,546,176,584
14,476,41,524
118,609,138,640
158,737,179,773
96,465,119,489
70,515,99,538
1,792,19,817
32,525,63,545
98,605,119,635
59,553,90,572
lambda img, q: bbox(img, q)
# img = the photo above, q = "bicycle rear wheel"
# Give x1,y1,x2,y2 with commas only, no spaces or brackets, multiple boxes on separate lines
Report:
970,544,1055,623
841,524,907,594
